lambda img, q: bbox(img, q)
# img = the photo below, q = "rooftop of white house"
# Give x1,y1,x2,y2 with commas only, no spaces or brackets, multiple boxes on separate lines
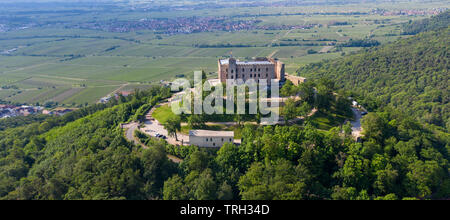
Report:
189,130,235,137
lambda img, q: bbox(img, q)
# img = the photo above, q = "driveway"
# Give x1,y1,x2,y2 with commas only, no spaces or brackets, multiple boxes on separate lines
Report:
122,121,183,163
123,122,140,145
141,104,190,146
351,108,363,138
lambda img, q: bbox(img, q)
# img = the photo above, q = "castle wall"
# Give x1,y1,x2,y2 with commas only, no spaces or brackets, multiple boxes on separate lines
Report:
218,58,285,85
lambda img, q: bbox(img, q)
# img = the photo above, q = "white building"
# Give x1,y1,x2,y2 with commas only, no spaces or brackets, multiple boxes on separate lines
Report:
189,130,234,148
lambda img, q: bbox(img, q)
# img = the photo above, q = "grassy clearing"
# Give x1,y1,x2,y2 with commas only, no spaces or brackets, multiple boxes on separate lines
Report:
152,105,176,124
309,111,349,130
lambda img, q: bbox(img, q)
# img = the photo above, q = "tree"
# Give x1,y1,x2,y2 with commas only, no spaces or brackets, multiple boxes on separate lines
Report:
163,175,188,200
404,160,444,198
280,80,299,97
218,182,234,200
188,114,205,129
342,122,353,137
186,151,211,172
298,102,312,118
281,99,298,124
333,155,371,190
164,116,181,141
373,163,398,196
189,169,217,200
141,145,176,199
216,142,244,190
361,113,387,144
299,81,316,105
234,114,243,126
238,159,307,200
315,78,334,110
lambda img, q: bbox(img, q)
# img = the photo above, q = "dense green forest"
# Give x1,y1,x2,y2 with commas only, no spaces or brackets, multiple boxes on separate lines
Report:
0,87,173,199
297,24,449,131
0,83,448,199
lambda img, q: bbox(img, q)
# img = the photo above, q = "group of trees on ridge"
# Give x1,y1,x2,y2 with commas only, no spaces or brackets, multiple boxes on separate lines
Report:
297,11,449,132
0,81,447,200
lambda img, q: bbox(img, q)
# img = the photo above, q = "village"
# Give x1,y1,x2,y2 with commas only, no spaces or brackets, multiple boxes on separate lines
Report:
0,104,77,119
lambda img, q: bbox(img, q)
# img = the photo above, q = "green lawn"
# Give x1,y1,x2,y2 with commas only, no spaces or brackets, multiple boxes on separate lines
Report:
309,111,349,130
152,105,176,124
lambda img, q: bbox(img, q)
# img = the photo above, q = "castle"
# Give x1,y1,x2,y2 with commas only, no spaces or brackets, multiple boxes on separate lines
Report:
218,57,285,85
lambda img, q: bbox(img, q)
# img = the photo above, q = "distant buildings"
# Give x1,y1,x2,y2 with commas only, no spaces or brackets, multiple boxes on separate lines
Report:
75,16,259,34
0,104,78,119
189,130,234,148
0,105,44,119
99,90,135,104
42,108,75,116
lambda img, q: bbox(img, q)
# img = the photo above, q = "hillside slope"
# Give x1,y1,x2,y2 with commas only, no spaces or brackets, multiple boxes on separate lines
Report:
402,10,450,35
297,27,449,130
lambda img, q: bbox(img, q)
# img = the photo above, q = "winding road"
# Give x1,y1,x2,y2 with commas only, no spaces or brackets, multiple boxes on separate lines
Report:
122,121,183,163
351,108,363,139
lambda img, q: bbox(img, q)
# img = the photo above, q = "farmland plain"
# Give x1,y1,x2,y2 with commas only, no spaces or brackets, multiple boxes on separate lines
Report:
0,0,447,106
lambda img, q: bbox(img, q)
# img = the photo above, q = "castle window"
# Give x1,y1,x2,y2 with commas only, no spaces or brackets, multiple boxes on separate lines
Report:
213,143,216,147
222,138,224,142
266,68,269,71
230,138,232,142
250,69,253,72
258,68,261,71
242,68,245,72
226,68,228,72
258,74,260,77
231,76,234,79
231,70,234,73
206,138,208,142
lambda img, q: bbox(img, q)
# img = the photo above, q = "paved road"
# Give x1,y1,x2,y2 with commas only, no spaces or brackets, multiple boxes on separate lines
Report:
122,122,183,163
142,103,190,146
124,122,140,145
351,108,363,138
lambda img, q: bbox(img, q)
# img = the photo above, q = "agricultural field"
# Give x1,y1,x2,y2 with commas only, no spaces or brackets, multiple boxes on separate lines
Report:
0,0,447,106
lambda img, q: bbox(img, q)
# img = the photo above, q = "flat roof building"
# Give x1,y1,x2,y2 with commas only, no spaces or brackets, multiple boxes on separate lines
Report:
189,130,234,148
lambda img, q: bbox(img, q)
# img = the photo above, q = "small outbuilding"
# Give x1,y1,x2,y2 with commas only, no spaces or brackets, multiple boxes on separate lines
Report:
189,130,234,148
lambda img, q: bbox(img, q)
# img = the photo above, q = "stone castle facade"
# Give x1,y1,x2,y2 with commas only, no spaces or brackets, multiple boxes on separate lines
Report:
218,57,285,85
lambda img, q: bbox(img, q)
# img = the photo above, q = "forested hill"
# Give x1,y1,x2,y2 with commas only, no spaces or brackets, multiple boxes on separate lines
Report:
402,10,450,35
297,27,449,130
0,84,449,200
